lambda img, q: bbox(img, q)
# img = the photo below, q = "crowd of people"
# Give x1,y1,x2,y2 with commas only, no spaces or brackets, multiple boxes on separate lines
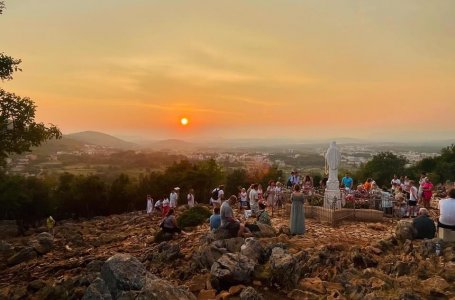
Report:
142,170,454,242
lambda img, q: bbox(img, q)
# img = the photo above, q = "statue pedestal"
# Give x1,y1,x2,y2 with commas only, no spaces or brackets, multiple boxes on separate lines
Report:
324,180,341,209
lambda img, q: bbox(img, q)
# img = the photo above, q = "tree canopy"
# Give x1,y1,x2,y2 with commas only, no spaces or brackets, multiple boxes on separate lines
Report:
355,152,408,187
0,1,61,164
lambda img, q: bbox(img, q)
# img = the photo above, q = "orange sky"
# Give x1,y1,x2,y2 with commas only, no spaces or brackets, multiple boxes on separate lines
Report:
1,0,455,141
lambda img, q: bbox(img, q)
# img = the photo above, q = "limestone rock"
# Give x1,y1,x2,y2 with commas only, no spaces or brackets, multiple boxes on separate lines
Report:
240,238,263,263
82,278,112,300
101,254,146,297
239,286,263,300
212,237,245,253
395,221,416,242
421,276,450,296
269,247,306,290
29,232,54,255
188,274,209,292
210,253,255,290
254,223,276,238
298,277,326,294
198,289,216,300
7,246,37,266
287,289,319,300
192,244,229,270
87,260,104,273
138,276,196,300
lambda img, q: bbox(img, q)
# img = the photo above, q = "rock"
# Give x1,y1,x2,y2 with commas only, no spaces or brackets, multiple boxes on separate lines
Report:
82,278,112,300
212,228,232,240
192,244,229,270
87,260,104,273
0,240,14,262
399,291,422,300
239,286,263,300
287,289,319,300
240,238,263,263
212,237,245,253
403,240,413,254
154,242,181,261
101,254,146,297
421,276,450,296
270,247,305,290
228,284,245,296
7,246,37,266
210,253,255,290
28,279,46,292
351,249,378,269
298,277,326,295
395,221,416,242
36,285,69,300
198,289,216,300
369,277,386,290
188,274,209,292
394,261,412,277
278,225,291,235
216,290,230,300
139,276,196,300
254,223,277,238
29,232,54,255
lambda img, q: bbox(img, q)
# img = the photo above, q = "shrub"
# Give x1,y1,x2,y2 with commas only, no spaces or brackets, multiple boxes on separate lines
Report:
177,206,212,228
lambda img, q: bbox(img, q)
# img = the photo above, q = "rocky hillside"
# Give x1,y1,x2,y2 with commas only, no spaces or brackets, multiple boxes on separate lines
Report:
0,206,454,299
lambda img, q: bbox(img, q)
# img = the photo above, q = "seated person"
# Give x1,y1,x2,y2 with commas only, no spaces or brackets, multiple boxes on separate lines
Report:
160,209,183,235
354,185,368,198
413,208,436,239
220,195,250,238
438,188,455,230
210,207,221,231
363,178,373,192
256,202,271,226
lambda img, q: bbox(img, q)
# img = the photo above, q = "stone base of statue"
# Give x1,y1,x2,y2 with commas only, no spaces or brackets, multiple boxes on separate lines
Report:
324,180,341,209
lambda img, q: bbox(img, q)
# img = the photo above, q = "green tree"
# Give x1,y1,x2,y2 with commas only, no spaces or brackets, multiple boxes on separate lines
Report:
356,152,408,187
0,2,61,164
226,169,248,196
108,173,135,213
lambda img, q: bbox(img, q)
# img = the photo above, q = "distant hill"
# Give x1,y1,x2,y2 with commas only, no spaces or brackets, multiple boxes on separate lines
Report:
66,131,138,150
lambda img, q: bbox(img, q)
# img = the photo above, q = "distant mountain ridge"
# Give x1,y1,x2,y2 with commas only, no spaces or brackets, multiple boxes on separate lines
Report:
66,131,138,150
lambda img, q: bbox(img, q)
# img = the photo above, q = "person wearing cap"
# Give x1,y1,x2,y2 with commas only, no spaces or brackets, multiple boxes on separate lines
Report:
170,187,179,209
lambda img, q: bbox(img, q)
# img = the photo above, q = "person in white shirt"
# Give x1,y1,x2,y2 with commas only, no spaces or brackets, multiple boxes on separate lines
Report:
439,188,455,228
162,197,170,217
170,187,179,208
391,175,401,192
407,181,418,218
187,188,196,208
210,185,224,207
154,199,162,213
146,194,154,214
249,183,259,215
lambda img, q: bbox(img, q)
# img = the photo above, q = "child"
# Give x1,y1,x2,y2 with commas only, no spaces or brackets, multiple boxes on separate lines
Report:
162,196,170,217
209,207,221,231
239,188,249,210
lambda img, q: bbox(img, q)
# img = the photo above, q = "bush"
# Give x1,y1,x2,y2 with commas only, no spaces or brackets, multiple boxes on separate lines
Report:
177,206,212,228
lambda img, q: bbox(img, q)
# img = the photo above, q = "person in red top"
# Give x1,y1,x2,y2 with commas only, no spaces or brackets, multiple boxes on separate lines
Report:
421,177,434,209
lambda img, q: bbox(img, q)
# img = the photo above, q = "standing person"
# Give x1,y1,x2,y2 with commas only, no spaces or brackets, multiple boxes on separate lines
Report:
290,184,305,235
287,172,295,189
421,177,433,209
402,176,411,199
407,181,418,218
438,188,455,229
303,175,313,196
210,185,224,208
239,188,249,210
170,187,179,209
249,184,259,215
341,173,353,192
146,194,154,214
293,171,301,186
266,181,276,207
257,184,264,202
275,182,284,209
154,198,162,214
391,175,401,192
187,188,196,208
162,196,170,217
418,173,427,202
46,216,56,236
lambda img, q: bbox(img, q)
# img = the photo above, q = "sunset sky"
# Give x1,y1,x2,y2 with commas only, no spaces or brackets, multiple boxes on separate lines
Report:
2,0,454,141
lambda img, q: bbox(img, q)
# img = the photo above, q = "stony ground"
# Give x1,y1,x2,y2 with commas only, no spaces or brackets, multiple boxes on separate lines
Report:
1,205,454,300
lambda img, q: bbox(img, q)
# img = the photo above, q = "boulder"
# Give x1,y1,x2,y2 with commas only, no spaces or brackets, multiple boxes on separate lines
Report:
210,253,255,290
239,286,263,300
395,221,415,242
421,276,450,296
212,228,232,240
87,260,104,273
187,274,209,292
7,247,37,266
254,223,277,238
82,278,112,300
269,247,305,290
154,242,181,261
192,244,229,270
240,238,263,263
351,249,378,269
29,232,54,255
138,276,196,300
213,237,245,253
101,254,146,298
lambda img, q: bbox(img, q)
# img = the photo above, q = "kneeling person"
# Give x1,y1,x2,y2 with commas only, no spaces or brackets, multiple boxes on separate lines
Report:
220,195,249,238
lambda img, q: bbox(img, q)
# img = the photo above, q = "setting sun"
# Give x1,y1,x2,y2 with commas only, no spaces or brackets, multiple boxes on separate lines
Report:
180,117,189,126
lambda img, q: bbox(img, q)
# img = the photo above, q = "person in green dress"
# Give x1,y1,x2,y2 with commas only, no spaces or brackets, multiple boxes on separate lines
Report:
290,184,305,235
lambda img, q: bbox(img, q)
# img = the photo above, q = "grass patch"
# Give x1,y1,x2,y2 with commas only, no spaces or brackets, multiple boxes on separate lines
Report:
177,206,212,228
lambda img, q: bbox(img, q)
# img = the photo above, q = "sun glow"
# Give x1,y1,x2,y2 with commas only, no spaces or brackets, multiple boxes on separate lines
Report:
180,117,189,126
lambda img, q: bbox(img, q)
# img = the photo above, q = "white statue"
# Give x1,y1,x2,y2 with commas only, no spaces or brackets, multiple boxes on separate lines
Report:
325,141,341,183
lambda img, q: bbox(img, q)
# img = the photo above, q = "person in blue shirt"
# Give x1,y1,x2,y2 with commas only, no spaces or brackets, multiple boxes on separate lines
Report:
209,207,221,231
341,173,353,191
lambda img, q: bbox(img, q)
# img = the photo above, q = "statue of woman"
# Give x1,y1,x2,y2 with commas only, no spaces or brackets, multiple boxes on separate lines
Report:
325,141,341,182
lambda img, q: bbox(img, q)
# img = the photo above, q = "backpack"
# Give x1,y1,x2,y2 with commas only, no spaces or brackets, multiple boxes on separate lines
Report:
211,188,219,200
